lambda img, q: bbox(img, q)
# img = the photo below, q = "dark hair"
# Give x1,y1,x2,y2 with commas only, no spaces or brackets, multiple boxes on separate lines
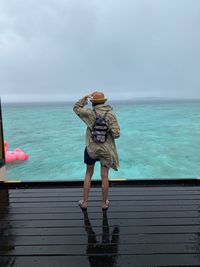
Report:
92,102,105,107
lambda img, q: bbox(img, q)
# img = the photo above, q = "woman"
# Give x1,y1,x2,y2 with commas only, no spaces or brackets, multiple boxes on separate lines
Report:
73,91,120,210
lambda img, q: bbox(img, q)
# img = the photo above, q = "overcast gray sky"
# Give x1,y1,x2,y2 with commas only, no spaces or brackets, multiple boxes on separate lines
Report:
0,0,200,102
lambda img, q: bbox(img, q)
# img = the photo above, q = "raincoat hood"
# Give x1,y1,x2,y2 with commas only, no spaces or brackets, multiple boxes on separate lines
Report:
93,104,113,112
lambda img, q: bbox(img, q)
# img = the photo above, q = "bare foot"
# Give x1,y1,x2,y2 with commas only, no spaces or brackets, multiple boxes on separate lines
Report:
102,200,109,210
79,200,87,210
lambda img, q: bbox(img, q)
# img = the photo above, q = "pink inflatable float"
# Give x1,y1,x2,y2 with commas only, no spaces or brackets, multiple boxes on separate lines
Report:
4,141,29,163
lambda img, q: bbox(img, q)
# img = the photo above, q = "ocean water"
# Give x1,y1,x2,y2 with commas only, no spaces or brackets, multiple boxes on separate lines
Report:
2,100,200,181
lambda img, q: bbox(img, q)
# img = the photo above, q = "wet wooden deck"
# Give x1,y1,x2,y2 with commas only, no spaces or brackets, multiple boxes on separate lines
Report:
1,181,200,266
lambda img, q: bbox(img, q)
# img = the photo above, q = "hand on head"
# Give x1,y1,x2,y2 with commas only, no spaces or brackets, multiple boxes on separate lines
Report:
86,91,97,99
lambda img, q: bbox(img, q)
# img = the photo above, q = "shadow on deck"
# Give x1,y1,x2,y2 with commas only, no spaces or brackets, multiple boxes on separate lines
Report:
1,179,200,267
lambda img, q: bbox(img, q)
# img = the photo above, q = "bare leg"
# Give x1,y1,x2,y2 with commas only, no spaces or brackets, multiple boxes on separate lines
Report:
82,164,94,207
101,166,109,209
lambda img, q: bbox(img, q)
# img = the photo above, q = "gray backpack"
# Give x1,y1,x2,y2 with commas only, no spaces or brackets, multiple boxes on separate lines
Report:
91,110,109,143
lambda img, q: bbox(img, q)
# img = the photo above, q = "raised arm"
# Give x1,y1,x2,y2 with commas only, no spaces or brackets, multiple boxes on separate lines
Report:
73,96,90,117
73,95,94,128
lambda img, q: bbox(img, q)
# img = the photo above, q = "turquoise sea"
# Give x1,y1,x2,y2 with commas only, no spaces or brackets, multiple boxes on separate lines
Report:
2,100,200,181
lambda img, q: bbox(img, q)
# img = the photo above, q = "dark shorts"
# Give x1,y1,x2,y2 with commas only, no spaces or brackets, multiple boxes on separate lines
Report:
84,147,100,166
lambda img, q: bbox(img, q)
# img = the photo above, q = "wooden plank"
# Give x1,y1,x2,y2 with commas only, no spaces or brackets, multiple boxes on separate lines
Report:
1,243,200,256
118,254,200,267
4,254,200,267
8,195,200,202
0,233,200,246
1,217,200,228
8,186,200,194
9,190,200,197
3,225,200,236
1,256,89,267
4,199,200,208
2,210,200,221
1,204,200,213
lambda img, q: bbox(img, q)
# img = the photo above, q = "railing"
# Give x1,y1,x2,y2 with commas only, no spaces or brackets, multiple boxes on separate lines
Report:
0,97,6,181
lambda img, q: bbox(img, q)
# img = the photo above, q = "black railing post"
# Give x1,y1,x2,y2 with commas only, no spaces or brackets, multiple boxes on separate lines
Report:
0,96,6,181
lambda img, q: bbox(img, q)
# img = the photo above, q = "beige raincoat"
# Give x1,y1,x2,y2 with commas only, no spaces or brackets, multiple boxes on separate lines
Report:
73,96,120,170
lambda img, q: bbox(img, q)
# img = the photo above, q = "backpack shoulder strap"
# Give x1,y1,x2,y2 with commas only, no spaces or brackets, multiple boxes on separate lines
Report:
93,109,109,118
103,110,109,119
93,109,97,116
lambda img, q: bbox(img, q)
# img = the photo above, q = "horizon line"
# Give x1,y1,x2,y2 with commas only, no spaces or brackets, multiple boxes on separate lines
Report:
2,97,200,104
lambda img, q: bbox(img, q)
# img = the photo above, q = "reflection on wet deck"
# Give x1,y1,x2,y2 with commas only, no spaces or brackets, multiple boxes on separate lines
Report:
1,182,200,266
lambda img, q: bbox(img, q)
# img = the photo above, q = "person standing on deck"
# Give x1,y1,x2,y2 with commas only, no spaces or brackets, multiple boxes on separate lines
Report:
73,91,120,210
